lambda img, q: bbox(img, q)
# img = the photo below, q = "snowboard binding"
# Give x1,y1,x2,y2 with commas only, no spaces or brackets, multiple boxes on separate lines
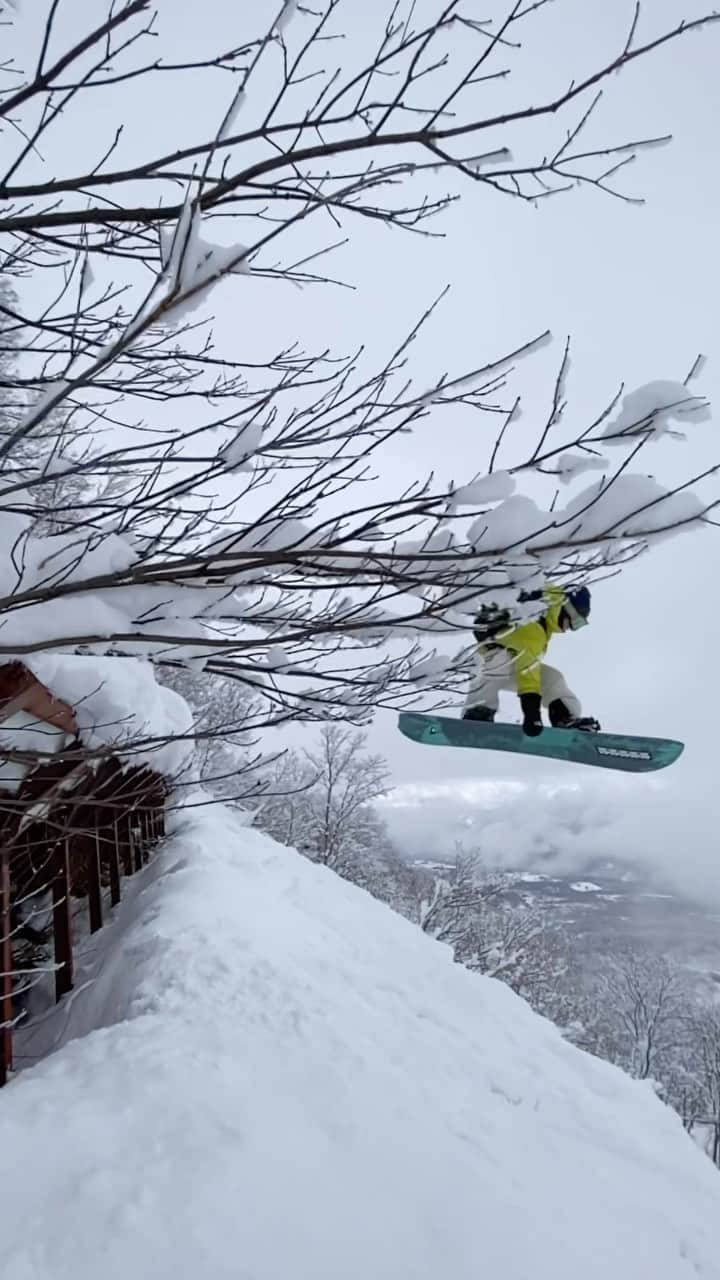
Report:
548,699,600,734
559,715,601,734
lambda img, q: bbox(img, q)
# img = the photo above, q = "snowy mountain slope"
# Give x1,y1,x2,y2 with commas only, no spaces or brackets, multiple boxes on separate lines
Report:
2,805,719,1280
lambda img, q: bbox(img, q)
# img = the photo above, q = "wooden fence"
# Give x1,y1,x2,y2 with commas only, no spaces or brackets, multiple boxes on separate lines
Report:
0,751,167,1085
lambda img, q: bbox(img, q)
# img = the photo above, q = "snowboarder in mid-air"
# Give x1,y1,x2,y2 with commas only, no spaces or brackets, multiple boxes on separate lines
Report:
398,581,683,772
462,584,600,737
398,579,683,772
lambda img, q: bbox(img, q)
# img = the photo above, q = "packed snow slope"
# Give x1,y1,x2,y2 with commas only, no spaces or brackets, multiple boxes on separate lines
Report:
2,805,719,1280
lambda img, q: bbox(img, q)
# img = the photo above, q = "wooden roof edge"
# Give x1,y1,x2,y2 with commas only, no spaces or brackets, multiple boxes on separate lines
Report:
0,660,78,735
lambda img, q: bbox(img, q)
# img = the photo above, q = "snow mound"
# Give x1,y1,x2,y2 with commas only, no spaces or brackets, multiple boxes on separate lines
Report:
3,805,719,1280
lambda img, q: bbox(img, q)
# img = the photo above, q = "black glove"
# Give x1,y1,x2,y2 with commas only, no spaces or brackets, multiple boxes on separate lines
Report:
520,692,543,737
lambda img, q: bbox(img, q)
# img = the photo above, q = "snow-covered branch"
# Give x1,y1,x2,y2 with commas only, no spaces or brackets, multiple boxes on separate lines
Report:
0,0,715,746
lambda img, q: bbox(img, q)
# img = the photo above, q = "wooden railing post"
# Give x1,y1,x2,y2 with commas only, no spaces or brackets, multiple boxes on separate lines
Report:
85,830,103,934
132,813,143,873
107,823,121,907
117,811,133,877
52,838,73,1001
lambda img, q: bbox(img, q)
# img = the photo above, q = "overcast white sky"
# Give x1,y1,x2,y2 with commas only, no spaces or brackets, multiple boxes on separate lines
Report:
366,0,720,898
16,1,720,898
245,0,720,898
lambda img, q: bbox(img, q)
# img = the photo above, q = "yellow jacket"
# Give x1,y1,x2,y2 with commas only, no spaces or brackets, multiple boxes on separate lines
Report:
489,586,565,696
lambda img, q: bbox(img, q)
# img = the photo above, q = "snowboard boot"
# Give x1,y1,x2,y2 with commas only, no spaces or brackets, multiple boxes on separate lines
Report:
462,704,496,723
548,699,600,733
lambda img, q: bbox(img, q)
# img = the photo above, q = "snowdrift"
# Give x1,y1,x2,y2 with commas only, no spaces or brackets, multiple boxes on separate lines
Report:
2,805,719,1280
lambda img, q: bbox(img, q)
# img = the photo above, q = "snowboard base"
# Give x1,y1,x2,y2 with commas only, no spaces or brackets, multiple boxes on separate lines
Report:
397,712,684,774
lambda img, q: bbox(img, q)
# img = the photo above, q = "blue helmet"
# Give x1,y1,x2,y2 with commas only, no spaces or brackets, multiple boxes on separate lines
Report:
564,586,591,629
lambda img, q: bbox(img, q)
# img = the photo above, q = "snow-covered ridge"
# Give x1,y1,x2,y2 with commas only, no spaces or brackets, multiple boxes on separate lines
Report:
3,804,719,1280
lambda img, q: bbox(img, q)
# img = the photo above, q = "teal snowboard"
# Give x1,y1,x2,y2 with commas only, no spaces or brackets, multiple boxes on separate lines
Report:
397,712,684,774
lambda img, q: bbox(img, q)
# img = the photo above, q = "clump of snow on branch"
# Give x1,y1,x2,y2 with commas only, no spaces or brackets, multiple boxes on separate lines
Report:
466,475,705,560
159,196,250,324
548,452,607,484
393,529,456,559
218,89,247,140
0,514,224,658
406,653,452,687
469,148,513,173
220,420,263,473
274,0,298,35
79,255,95,297
263,646,292,670
504,556,548,590
455,374,712,564
449,472,516,508
205,515,320,564
603,381,710,443
469,495,550,553
554,474,705,545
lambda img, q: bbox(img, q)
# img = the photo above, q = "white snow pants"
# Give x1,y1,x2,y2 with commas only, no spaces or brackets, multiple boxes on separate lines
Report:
464,647,581,717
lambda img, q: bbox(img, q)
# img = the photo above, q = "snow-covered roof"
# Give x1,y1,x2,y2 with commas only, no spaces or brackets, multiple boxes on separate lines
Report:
24,654,194,778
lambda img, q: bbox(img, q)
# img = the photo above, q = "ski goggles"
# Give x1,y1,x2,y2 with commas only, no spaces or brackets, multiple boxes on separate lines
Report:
563,599,589,631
